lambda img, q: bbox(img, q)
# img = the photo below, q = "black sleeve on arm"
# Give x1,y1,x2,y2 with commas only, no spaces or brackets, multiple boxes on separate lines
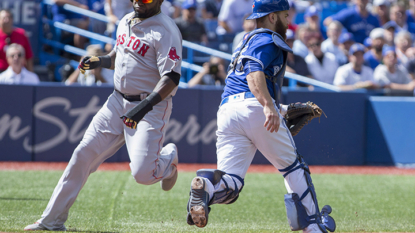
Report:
147,92,162,106
121,92,162,120
120,72,179,123
164,71,181,85
100,55,112,69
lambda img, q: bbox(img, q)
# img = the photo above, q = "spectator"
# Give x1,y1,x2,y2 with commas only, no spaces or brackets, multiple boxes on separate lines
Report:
305,37,339,84
284,29,313,86
383,20,398,46
175,0,208,44
173,0,188,19
322,21,348,66
395,31,413,66
105,0,132,23
217,0,252,35
201,0,223,19
374,46,415,91
232,15,256,52
338,32,355,63
363,37,372,50
88,0,107,35
288,0,297,32
304,5,325,39
65,44,114,86
0,9,33,72
187,56,226,87
52,0,90,49
405,47,415,60
372,0,390,26
363,28,385,70
324,0,380,44
407,0,415,24
334,43,378,91
405,47,415,80
161,0,174,17
293,24,312,58
390,2,415,34
0,44,39,84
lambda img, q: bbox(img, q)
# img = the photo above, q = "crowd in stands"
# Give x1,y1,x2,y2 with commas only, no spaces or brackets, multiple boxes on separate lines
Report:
0,9,38,84
1,0,415,95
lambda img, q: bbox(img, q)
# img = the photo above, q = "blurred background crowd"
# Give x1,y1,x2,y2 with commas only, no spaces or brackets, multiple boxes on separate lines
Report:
1,0,415,95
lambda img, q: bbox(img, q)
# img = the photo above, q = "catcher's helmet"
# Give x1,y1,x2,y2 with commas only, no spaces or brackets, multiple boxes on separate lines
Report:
246,0,290,20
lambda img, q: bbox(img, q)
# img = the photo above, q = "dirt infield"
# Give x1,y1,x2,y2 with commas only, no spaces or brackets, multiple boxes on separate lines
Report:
0,162,415,175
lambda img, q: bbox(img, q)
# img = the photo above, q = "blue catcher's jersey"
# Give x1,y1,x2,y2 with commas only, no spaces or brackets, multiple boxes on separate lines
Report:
222,28,292,102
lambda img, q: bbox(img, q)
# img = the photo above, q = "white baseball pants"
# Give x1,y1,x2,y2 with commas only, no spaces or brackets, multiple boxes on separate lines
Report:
203,97,317,221
37,91,177,229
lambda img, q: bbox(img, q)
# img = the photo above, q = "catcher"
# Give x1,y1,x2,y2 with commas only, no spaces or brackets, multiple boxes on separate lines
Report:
186,0,336,232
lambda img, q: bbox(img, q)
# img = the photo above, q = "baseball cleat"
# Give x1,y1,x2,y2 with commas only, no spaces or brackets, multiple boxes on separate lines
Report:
161,144,178,191
321,205,336,232
24,222,67,231
187,177,210,228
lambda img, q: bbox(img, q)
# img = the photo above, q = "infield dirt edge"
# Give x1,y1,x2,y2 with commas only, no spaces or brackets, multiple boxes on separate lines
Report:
0,162,415,175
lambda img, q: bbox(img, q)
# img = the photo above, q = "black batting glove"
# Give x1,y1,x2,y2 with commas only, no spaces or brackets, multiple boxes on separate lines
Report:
78,56,102,74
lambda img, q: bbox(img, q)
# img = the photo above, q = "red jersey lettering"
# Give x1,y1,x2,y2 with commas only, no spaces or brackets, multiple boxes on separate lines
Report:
132,39,141,50
138,44,150,57
127,36,136,47
120,34,126,44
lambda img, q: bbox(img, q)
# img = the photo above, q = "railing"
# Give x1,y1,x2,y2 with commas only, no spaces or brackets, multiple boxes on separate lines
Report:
39,0,340,92
40,0,205,80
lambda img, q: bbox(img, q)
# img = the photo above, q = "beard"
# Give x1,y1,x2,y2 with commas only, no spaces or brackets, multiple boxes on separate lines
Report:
374,45,383,53
134,3,160,18
275,15,287,40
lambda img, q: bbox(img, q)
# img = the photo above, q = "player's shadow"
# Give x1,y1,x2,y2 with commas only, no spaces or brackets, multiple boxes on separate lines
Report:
0,197,49,201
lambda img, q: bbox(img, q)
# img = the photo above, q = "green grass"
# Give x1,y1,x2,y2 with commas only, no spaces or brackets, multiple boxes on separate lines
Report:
0,171,414,232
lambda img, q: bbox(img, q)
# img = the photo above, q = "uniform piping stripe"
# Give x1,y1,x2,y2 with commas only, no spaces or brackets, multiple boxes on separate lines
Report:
239,55,264,70
284,120,297,153
279,110,297,153
152,101,169,180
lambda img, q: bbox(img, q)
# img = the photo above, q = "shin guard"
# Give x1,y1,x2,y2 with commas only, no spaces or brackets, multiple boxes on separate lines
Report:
280,154,336,232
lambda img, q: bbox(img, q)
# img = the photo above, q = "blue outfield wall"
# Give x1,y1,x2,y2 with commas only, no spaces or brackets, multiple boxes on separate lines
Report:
366,97,415,165
286,91,368,165
0,84,414,165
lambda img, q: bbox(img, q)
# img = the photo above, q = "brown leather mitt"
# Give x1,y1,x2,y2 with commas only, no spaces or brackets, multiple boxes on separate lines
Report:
284,101,326,136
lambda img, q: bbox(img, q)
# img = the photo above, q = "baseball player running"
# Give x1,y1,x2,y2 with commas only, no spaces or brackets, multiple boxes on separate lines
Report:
25,0,182,231
186,0,336,232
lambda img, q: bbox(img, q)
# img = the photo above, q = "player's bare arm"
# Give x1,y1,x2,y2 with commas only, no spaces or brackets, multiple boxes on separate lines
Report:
78,50,116,74
153,71,181,100
247,70,280,133
121,71,180,129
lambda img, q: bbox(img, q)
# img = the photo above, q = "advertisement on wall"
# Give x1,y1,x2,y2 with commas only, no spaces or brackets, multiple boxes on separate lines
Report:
0,85,374,165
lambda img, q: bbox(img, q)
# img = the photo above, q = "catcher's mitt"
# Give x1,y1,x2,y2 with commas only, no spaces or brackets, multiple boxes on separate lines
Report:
284,101,326,136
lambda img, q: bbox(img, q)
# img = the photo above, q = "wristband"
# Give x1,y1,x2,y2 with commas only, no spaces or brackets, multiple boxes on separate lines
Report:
99,55,112,69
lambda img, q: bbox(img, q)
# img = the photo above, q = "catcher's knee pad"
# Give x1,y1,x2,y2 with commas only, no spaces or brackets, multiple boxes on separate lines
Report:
196,169,244,205
279,154,336,232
